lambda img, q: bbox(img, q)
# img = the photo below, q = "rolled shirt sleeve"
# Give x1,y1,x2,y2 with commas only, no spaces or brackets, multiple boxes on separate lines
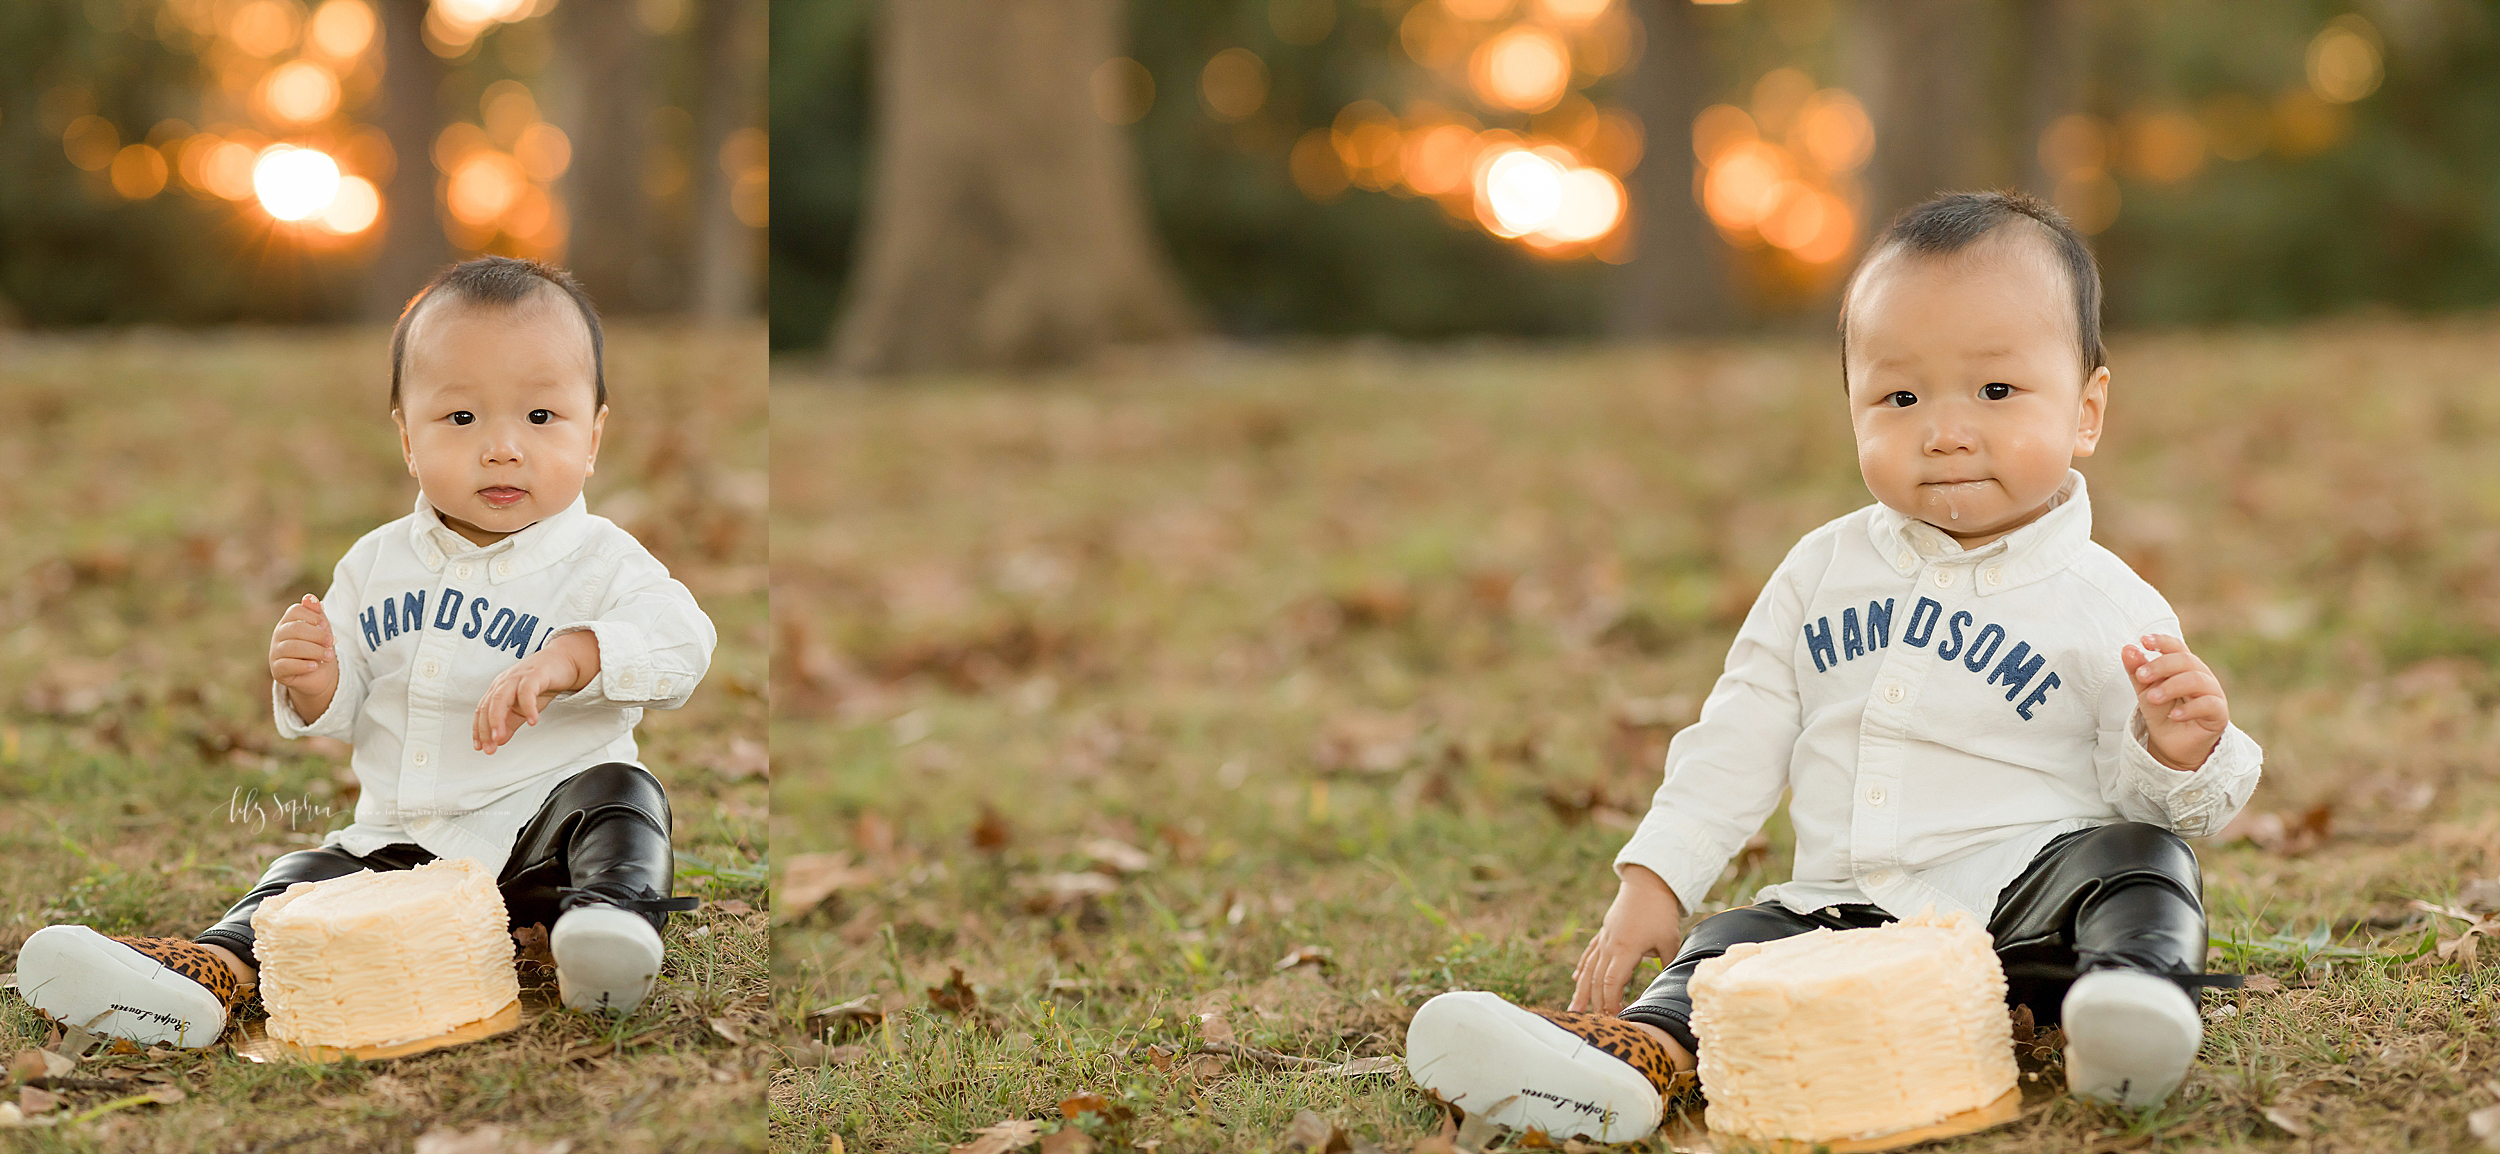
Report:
545,548,715,710
2092,616,2264,837
1613,542,1811,918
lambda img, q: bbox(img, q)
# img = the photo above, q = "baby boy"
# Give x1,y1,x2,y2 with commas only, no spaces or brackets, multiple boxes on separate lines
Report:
16,257,717,1048
1405,192,2264,1140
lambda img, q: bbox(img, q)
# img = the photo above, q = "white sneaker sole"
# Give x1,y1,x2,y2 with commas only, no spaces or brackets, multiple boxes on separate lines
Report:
14,926,228,1049
1404,991,1663,1143
550,905,665,1015
2062,969,2201,1109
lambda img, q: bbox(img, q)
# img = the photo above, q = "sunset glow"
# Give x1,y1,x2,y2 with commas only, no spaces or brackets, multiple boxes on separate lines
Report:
252,145,342,222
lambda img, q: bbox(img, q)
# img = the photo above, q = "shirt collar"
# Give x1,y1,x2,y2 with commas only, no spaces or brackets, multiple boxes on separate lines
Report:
406,491,592,581
1864,469,2094,595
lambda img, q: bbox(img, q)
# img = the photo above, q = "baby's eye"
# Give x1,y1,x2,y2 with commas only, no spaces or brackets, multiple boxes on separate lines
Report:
449,411,475,426
529,409,553,425
1981,382,2014,400
1885,391,1918,408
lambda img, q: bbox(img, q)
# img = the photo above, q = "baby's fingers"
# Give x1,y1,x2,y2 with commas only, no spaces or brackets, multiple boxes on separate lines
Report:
2142,669,2220,707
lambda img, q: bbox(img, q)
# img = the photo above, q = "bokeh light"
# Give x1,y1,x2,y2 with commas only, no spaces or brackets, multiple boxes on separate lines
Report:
110,143,169,199
2307,17,2383,104
307,0,377,58
1444,0,1513,21
316,174,380,233
1472,27,1569,112
1402,123,1480,195
1795,90,1873,173
722,126,768,228
1269,0,1335,44
252,145,342,221
1691,104,1758,166
2123,109,2206,183
447,149,526,227
1702,140,1786,230
63,116,120,171
230,0,301,59
1089,57,1155,125
1536,0,1611,21
1478,147,1565,237
262,60,341,124
1201,48,1269,122
515,122,573,181
1541,166,1624,243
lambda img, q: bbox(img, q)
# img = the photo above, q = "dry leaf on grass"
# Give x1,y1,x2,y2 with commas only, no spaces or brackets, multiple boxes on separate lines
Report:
973,805,1013,852
2213,804,2334,856
1274,945,1332,972
2469,1103,2500,1150
928,966,981,1015
18,1086,55,1116
414,1124,573,1154
1318,1055,1402,1077
1081,838,1152,875
9,1049,72,1081
1196,1011,1235,1045
707,1017,747,1044
1015,872,1118,914
945,1119,1045,1154
1038,1130,1094,1154
705,737,770,781
1283,1109,1350,1154
1315,711,1420,776
2243,974,2285,994
808,996,884,1039
778,853,877,923
1057,1092,1131,1125
2263,1104,2313,1137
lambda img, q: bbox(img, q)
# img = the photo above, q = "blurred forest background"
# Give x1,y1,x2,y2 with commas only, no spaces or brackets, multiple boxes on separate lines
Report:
782,0,2500,361
0,0,767,325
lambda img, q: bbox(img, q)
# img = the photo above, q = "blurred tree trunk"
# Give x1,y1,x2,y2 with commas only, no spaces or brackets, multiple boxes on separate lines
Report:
690,0,763,320
1609,0,1725,336
831,0,1197,375
2019,0,2086,199
551,6,656,311
1847,0,1983,234
363,0,450,320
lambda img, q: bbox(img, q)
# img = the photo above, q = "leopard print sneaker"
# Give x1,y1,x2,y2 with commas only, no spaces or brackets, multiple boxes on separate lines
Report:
1405,991,1690,1143
14,925,246,1049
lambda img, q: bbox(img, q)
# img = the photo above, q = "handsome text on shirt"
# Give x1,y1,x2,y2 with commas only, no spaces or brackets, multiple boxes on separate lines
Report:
357,586,547,660
1802,596,2063,721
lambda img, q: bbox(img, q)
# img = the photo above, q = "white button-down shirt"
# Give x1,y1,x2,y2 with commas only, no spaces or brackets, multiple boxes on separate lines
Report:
1615,471,2263,923
274,494,716,867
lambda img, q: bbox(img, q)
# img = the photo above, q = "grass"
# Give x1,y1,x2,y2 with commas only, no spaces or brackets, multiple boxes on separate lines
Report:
770,315,2500,1153
0,326,770,1153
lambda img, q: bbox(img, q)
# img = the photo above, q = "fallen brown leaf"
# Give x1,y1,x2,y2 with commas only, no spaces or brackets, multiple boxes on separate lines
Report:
2243,974,2286,994
1014,872,1117,914
778,853,877,923
1274,945,1332,972
973,804,1013,852
2264,1104,2313,1137
706,737,769,781
1282,1109,1350,1154
808,995,884,1039
1318,1055,1402,1077
17,1086,54,1116
708,1017,747,1045
1081,838,1152,875
1057,1092,1130,1124
928,967,981,1015
1038,1130,1094,1154
950,1119,1043,1154
1196,1011,1235,1046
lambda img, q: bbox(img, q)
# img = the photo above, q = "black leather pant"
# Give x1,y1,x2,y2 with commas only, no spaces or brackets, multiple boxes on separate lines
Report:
194,762,691,968
1618,821,2207,1055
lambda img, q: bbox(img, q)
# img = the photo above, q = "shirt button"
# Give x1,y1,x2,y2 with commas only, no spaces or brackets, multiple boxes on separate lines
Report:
423,660,440,678
496,560,511,577
1984,567,2002,586
456,564,473,579
413,750,429,766
1866,785,1887,806
1868,869,1896,885
657,678,672,695
1933,569,1953,588
1883,683,1905,703
1897,551,1914,568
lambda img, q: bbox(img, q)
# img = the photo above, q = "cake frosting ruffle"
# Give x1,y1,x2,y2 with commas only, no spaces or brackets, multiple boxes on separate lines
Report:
252,857,520,1050
1691,906,2017,1143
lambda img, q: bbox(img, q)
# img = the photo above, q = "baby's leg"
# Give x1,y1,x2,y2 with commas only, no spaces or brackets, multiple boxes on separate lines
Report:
1619,902,1894,1064
1987,821,2206,1020
194,843,428,988
1988,821,2206,1108
498,763,691,1014
496,762,682,931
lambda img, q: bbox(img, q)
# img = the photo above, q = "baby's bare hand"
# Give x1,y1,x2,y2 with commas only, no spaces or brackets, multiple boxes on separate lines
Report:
1571,865,1685,1016
2121,632,2227,770
269,595,337,688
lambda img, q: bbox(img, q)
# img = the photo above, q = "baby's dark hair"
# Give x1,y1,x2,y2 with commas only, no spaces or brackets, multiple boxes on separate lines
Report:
388,256,605,411
1838,190,2104,387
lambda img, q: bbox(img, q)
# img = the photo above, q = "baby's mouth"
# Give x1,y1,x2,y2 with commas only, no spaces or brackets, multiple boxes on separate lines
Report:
478,486,529,509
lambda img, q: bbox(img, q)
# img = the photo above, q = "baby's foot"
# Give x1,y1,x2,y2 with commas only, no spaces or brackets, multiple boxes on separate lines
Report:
14,926,246,1049
1404,991,1686,1142
2061,969,2201,1109
549,903,665,1015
